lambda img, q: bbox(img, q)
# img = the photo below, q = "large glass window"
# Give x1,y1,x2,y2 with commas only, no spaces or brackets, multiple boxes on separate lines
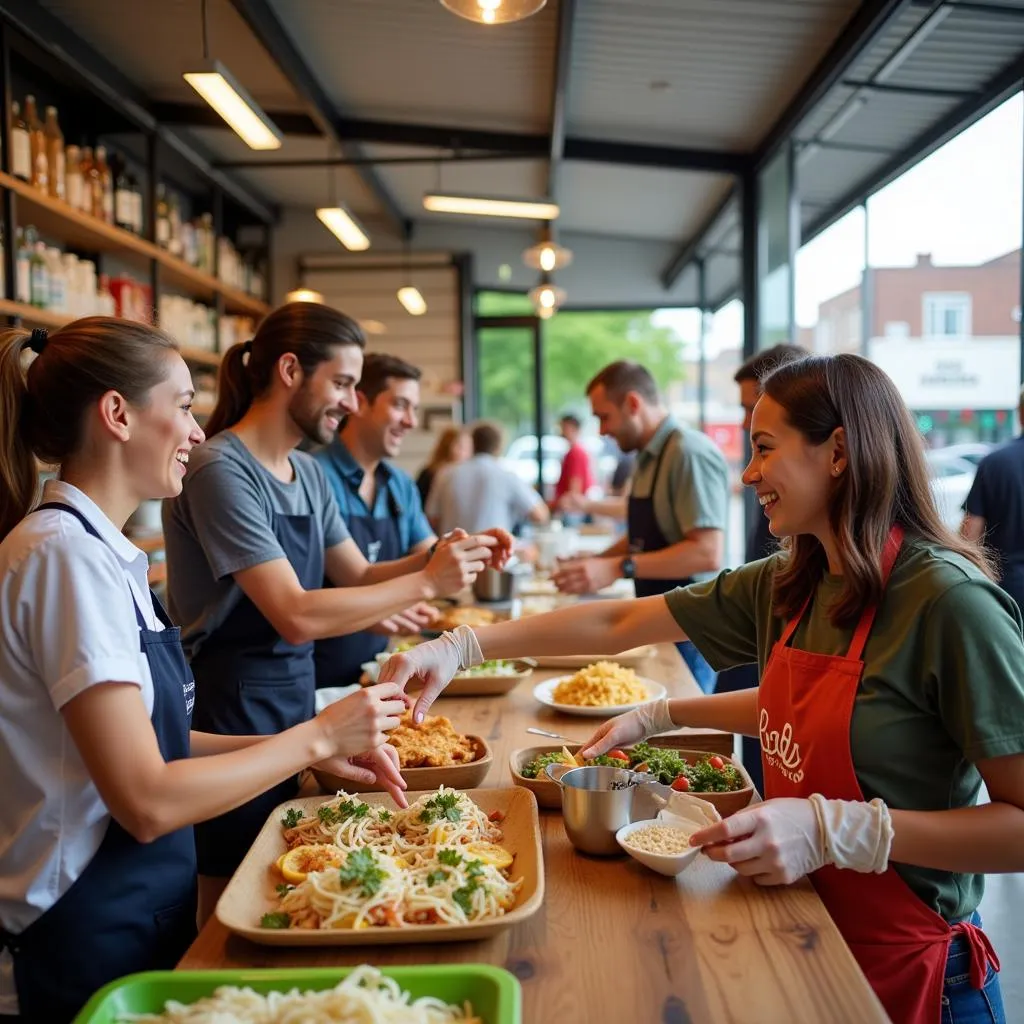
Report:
758,146,795,349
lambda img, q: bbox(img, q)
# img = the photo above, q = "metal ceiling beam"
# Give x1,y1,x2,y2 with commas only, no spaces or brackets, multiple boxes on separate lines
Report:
804,53,1024,243
548,0,578,199
153,103,747,173
753,0,905,172
226,0,405,233
841,79,976,98
660,188,737,290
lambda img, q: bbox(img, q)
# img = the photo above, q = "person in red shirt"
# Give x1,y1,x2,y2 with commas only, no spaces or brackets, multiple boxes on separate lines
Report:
553,414,594,506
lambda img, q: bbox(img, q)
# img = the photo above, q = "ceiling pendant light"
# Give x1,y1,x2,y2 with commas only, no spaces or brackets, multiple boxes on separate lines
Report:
523,238,573,273
529,275,566,319
440,0,546,25
284,288,324,304
398,286,427,316
184,2,281,150
315,145,371,250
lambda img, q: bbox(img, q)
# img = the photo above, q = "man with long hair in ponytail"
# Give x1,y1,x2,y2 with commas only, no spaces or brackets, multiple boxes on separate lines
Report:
162,302,510,911
0,319,408,1023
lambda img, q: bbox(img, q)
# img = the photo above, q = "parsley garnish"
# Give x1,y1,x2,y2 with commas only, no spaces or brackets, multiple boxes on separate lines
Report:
465,858,484,879
281,808,303,828
275,883,293,897
419,792,462,824
452,884,477,916
378,809,391,822
426,869,449,887
260,911,291,929
318,799,370,827
318,805,341,826
438,848,462,867
338,848,387,897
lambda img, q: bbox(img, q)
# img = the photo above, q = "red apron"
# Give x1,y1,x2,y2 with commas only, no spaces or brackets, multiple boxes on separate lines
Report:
758,526,999,1024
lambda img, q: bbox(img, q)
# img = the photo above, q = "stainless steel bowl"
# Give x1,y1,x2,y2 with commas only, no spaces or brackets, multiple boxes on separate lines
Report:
546,764,662,856
472,567,517,603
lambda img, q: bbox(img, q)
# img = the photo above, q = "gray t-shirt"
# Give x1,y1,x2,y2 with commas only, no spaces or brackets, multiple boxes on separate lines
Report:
163,431,349,659
425,454,542,535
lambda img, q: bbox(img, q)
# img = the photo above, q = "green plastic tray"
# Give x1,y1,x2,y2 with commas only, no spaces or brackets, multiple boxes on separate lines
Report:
73,964,521,1023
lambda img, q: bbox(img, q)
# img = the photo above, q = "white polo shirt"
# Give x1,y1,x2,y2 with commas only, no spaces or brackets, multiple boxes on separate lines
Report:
0,481,161,1015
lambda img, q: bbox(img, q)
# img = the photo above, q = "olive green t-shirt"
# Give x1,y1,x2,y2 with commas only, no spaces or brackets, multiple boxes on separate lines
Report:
664,538,1024,921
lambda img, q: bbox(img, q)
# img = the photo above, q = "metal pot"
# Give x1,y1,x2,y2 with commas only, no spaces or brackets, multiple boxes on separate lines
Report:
472,566,517,603
545,763,662,856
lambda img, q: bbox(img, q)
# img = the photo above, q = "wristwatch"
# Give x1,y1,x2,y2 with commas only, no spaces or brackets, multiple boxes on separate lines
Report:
620,556,637,579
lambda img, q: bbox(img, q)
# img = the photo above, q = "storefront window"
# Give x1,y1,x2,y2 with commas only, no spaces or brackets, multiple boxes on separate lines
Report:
758,147,794,349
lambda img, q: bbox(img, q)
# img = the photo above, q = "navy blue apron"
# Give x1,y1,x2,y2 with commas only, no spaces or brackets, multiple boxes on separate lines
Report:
314,472,403,690
0,503,197,1024
190,468,324,877
627,431,717,694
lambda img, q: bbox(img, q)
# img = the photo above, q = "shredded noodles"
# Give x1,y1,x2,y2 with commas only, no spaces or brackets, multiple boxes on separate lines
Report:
550,661,649,707
118,963,481,1023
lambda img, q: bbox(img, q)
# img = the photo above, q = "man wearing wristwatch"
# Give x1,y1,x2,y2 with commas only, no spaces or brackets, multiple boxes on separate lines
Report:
552,360,729,693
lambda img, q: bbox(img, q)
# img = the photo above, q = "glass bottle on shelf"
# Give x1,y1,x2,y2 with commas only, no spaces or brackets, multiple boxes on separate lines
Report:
30,240,48,308
168,190,182,257
182,218,197,267
199,212,214,273
15,228,30,303
78,146,94,215
44,106,64,200
45,246,66,313
156,184,170,249
11,101,30,181
65,144,82,210
114,155,132,232
129,171,143,236
97,273,116,316
95,146,113,224
24,96,47,193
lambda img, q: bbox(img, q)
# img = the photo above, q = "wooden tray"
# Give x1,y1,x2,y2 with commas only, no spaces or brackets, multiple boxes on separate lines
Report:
311,735,494,793
527,646,656,670
215,787,544,946
509,737,755,814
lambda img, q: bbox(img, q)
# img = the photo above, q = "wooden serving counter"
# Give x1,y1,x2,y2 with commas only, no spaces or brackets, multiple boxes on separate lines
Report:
178,644,887,1023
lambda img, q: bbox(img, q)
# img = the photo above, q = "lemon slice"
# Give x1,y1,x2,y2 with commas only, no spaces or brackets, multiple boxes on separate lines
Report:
466,841,514,870
277,844,343,884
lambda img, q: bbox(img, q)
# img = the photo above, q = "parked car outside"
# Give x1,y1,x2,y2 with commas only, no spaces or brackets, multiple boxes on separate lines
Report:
926,449,977,530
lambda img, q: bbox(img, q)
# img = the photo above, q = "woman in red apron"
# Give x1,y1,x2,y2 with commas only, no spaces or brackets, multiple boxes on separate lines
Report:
383,353,1023,1024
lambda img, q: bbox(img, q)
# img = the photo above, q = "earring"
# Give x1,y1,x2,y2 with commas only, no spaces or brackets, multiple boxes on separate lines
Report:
833,467,840,476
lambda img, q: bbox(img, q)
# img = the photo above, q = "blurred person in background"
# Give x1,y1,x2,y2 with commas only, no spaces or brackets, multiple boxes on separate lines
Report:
416,424,471,507
552,360,728,694
961,383,1024,613
426,421,550,536
716,342,807,790
552,414,594,513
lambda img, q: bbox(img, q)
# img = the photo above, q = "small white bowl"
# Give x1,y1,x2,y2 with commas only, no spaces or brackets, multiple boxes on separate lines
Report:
615,819,701,877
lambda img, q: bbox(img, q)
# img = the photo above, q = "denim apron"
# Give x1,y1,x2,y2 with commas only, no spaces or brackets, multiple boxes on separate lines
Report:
0,502,197,1023
190,469,324,877
628,431,716,693
314,480,403,690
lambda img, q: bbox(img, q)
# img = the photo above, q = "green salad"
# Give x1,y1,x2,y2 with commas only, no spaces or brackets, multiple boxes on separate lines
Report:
519,741,745,793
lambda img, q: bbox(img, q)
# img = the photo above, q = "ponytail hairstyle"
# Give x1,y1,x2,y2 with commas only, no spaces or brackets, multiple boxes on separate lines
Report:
763,353,994,627
0,317,178,541
205,301,366,437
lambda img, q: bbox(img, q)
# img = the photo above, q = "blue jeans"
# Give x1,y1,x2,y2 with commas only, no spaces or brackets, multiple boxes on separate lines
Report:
676,640,716,695
942,913,1005,1024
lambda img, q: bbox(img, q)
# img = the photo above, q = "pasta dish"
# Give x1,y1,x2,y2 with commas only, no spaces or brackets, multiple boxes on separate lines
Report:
118,964,480,1023
265,788,521,931
550,661,649,707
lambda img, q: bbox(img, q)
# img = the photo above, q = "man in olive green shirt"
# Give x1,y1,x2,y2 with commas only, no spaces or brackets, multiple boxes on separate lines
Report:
553,360,729,692
665,538,1024,920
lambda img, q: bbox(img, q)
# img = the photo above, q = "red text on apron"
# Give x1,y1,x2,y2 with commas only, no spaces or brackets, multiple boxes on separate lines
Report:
758,526,998,1024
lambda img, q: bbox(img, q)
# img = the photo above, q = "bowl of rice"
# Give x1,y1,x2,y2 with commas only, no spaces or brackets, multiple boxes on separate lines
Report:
615,819,702,876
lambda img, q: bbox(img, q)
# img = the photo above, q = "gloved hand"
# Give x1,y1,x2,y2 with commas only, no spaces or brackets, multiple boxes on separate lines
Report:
313,744,409,809
377,625,483,723
578,698,676,758
690,794,894,885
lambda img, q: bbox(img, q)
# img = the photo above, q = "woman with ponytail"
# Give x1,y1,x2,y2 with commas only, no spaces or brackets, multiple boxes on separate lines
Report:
0,319,409,1023
161,302,509,904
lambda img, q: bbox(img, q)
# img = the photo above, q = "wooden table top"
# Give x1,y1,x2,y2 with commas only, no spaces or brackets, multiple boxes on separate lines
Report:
178,644,887,1023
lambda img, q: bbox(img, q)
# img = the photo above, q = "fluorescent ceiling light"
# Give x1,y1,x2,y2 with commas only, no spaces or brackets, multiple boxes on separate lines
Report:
285,288,324,304
440,0,547,24
316,206,371,251
423,192,559,221
183,60,282,151
397,286,427,316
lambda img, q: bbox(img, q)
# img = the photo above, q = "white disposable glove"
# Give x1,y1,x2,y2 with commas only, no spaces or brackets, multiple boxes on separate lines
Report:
689,794,894,886
578,698,676,759
377,625,483,723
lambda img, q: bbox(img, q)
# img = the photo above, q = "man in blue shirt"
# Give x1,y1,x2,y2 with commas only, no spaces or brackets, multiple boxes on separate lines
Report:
312,353,443,688
961,386,1024,613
